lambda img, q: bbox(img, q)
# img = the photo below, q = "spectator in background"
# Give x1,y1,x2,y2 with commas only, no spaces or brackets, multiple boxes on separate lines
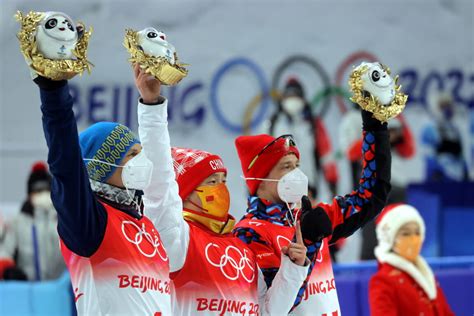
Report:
340,108,416,260
339,104,364,189
422,92,468,182
369,204,454,316
1,162,65,281
267,78,338,197
0,214,18,280
385,116,416,201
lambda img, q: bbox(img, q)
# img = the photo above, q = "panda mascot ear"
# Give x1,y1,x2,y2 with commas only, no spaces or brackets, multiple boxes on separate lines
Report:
76,23,84,39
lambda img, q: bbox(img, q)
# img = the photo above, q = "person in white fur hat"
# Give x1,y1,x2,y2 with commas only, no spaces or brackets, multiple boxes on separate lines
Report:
369,203,454,315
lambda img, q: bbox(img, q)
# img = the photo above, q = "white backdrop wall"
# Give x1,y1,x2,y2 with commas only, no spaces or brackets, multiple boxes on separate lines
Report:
1,0,473,221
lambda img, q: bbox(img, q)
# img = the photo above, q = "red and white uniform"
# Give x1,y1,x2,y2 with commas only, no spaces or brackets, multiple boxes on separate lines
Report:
235,219,340,316
61,202,171,315
138,102,309,316
170,222,260,315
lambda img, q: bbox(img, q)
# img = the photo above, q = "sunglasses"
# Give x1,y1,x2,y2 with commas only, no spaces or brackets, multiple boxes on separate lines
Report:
247,134,296,171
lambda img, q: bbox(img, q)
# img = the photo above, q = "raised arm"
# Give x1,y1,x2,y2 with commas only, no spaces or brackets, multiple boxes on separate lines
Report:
317,110,391,244
36,77,106,257
134,65,189,272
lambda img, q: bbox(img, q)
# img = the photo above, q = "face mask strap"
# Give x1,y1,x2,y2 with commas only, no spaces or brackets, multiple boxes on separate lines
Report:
83,152,146,168
284,201,301,227
83,158,122,168
240,175,279,182
293,208,301,225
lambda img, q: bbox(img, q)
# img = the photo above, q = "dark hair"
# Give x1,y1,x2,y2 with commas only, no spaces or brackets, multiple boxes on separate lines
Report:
27,162,51,194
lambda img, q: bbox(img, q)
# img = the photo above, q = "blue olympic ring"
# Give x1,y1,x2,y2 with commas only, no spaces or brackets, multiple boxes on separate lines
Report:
210,57,270,133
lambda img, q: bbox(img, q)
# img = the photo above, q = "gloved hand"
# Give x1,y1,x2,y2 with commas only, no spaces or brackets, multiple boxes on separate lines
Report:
299,196,333,243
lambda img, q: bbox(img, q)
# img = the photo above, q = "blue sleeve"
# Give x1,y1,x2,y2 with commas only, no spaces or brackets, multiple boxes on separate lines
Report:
39,81,107,257
421,124,439,147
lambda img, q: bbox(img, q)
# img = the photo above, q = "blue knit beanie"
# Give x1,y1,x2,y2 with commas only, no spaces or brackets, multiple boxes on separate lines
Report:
79,122,140,183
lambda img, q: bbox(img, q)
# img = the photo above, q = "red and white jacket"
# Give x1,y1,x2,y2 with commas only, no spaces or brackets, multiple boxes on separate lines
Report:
38,82,171,315
235,124,392,315
138,102,309,316
235,218,339,315
61,202,171,316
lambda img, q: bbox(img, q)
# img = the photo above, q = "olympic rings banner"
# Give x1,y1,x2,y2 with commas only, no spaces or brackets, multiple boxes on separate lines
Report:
1,0,473,217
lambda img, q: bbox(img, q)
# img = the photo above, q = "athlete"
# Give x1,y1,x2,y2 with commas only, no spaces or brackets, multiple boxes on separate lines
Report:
134,64,310,315
24,66,171,315
233,108,391,315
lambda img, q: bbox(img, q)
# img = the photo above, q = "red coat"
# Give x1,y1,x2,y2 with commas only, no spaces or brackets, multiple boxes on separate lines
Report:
369,263,454,316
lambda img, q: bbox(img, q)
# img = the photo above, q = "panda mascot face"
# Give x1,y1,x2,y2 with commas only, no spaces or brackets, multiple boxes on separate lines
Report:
137,27,176,64
358,62,396,106
36,12,78,60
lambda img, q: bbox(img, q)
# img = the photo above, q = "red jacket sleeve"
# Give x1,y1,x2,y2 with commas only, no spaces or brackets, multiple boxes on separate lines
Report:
314,117,331,158
394,124,415,158
369,273,398,316
0,258,14,279
314,118,339,184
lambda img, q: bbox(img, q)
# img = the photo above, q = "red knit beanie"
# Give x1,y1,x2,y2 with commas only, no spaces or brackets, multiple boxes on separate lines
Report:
234,134,300,195
171,147,227,200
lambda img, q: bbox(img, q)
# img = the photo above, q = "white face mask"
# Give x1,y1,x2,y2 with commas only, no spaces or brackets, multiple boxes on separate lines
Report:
277,168,308,204
281,97,305,116
31,191,53,210
242,168,308,226
121,152,154,190
243,167,308,207
84,151,153,191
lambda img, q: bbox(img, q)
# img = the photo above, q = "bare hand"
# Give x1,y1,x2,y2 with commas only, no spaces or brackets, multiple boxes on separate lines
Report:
133,64,161,104
281,221,308,266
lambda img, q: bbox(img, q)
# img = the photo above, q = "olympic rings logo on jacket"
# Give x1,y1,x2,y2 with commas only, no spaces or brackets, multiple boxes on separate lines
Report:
204,243,256,283
121,221,169,261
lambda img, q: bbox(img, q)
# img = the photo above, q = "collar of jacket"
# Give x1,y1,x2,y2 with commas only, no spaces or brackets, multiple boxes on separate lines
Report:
375,249,437,299
183,208,235,234
244,196,292,226
90,179,143,219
